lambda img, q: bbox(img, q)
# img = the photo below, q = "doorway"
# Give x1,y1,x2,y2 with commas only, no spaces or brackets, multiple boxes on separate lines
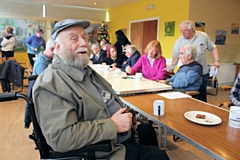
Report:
130,18,159,54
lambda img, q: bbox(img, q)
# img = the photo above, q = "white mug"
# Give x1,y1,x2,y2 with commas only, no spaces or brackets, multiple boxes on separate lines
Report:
135,72,142,81
114,69,121,76
229,106,240,128
104,65,109,72
153,100,164,116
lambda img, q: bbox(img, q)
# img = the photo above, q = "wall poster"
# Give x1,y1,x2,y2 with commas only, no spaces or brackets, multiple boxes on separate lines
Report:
215,30,227,45
231,23,239,34
164,21,175,36
195,22,205,32
0,17,46,51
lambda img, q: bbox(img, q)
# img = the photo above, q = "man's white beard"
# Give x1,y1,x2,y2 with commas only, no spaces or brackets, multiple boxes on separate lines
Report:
59,45,90,69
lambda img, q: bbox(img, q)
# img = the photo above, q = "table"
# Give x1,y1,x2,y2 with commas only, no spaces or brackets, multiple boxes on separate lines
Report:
89,64,172,95
120,93,240,160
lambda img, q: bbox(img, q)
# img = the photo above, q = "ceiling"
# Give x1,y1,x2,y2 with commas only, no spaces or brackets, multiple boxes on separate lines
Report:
4,0,139,10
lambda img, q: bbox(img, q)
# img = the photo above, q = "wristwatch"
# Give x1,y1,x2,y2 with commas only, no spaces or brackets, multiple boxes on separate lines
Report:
215,59,220,62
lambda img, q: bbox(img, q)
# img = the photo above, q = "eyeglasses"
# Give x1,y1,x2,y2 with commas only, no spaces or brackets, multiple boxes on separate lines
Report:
180,29,192,33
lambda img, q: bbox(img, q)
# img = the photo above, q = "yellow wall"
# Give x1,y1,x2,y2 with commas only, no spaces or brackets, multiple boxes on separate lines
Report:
108,0,190,59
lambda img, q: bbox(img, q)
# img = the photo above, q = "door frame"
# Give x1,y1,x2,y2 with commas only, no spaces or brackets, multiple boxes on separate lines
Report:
129,17,160,41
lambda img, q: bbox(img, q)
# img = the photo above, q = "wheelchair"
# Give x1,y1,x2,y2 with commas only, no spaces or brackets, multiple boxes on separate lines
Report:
0,91,112,160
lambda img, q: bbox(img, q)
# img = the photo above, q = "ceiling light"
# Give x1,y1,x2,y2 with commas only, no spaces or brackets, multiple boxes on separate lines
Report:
43,4,45,17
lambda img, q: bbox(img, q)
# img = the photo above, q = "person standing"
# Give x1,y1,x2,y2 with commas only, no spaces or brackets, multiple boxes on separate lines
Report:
126,40,166,81
171,20,220,102
25,28,46,66
114,30,131,64
1,26,16,59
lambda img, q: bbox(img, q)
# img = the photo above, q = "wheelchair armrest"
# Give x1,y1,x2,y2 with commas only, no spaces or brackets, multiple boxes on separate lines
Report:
50,140,112,158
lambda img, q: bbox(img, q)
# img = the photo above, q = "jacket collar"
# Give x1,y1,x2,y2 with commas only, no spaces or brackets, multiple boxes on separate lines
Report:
52,55,92,82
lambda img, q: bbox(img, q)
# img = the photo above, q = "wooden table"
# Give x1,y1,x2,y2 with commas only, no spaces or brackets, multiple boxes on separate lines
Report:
90,64,172,95
120,93,240,160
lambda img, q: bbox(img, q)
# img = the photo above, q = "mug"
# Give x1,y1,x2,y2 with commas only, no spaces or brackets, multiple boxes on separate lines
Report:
229,106,240,128
153,100,165,116
135,72,142,81
114,69,121,76
104,65,109,72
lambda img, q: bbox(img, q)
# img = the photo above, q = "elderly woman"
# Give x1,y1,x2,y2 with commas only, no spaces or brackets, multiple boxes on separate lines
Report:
102,45,122,69
1,26,16,58
126,40,166,81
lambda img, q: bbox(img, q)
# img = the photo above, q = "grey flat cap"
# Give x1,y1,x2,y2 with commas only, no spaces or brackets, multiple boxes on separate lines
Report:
51,19,90,40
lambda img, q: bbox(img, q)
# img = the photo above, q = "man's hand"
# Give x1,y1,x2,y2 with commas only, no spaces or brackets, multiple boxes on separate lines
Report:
111,108,132,133
214,61,220,68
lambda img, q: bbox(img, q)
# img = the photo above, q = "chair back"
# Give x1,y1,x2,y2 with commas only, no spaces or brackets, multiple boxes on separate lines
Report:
27,75,52,158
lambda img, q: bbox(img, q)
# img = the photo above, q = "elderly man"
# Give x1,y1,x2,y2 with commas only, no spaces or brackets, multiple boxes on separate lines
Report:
160,44,202,93
171,20,220,102
90,43,106,64
24,38,54,129
121,45,140,72
33,38,54,75
32,19,169,160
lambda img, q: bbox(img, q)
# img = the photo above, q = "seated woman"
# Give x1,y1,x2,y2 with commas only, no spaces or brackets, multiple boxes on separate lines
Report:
102,45,122,69
160,44,203,93
125,40,166,81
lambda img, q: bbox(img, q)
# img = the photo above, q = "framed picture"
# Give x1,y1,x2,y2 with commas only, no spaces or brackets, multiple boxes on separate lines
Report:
215,30,227,45
231,23,239,34
164,21,175,36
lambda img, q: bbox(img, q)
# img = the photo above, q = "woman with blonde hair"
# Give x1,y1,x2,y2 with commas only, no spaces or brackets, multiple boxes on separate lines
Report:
126,40,166,81
1,26,16,58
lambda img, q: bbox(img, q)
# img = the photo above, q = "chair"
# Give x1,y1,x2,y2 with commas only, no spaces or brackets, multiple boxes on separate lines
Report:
185,91,200,99
219,86,233,108
0,91,112,160
207,77,218,96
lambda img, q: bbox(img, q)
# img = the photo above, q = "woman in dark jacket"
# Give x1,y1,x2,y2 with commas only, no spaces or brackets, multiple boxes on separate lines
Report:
103,45,122,69
114,30,131,64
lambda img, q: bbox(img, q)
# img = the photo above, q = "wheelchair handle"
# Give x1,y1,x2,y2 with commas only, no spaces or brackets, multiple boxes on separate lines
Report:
0,92,18,102
28,75,38,81
0,92,33,106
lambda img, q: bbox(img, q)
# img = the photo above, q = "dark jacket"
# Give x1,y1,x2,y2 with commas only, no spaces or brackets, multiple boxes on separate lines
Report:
121,51,141,72
114,30,131,64
103,56,123,69
90,49,106,64
0,60,24,92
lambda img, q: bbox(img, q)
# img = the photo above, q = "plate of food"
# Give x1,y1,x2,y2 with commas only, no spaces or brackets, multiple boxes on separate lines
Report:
184,111,222,125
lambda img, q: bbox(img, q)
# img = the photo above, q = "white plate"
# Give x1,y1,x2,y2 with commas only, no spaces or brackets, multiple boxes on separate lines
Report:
184,111,222,125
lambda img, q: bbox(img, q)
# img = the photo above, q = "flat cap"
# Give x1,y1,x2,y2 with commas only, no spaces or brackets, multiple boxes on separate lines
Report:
51,19,90,40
